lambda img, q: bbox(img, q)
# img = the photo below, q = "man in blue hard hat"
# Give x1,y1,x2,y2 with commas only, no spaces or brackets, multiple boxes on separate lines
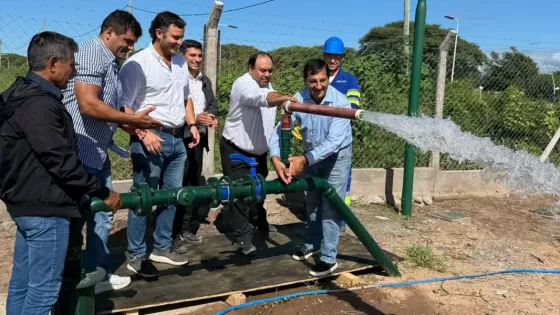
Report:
322,36,360,224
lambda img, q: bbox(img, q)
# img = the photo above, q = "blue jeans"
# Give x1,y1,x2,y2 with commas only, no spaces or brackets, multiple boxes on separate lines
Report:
83,159,112,274
127,130,186,257
302,145,352,264
7,216,70,315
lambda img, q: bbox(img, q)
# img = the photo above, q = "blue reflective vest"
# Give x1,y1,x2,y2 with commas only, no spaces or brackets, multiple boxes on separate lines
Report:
330,69,361,109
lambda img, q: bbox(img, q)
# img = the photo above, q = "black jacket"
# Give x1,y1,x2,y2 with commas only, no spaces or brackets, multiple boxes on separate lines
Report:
0,72,110,218
183,74,218,151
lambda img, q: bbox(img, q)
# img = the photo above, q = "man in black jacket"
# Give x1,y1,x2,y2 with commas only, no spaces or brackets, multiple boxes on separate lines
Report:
0,31,121,314
172,40,219,250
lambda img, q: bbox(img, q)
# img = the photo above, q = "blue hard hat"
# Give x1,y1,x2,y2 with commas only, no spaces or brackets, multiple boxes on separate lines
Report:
323,37,345,55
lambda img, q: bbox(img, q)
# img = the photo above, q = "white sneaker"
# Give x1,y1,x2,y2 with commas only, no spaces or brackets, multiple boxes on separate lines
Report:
95,274,132,294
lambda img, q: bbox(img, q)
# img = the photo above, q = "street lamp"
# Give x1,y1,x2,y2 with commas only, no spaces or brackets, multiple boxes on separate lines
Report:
444,15,459,82
218,23,238,29
551,73,558,103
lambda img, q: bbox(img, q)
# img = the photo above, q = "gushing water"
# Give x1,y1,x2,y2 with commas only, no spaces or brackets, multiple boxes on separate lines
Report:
362,111,560,197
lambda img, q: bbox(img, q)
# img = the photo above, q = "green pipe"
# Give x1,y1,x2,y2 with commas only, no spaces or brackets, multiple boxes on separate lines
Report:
264,178,401,277
89,177,400,277
280,114,292,164
401,0,427,217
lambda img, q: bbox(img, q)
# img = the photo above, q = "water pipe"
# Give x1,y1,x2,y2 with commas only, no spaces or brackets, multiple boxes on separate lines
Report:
89,175,400,276
61,99,397,314
282,100,364,120
213,268,560,315
280,105,292,165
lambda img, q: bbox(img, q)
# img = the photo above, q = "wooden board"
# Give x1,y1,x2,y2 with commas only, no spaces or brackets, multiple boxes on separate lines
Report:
96,223,401,314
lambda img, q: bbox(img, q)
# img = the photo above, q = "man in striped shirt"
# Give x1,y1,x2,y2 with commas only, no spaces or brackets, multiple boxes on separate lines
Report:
62,10,162,294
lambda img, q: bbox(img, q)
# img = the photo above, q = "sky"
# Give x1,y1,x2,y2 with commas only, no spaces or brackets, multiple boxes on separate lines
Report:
1,0,560,71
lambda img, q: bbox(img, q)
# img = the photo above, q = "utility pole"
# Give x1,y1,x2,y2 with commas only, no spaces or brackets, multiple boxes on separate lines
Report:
202,1,224,177
429,30,455,170
128,0,132,13
404,0,410,56
42,20,46,31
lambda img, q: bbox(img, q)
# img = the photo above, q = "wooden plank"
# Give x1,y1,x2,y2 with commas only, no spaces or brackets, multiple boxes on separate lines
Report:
96,223,400,314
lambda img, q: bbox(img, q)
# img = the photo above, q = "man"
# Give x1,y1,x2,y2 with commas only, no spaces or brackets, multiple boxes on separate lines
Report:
220,52,297,256
323,36,360,209
0,31,121,314
269,58,352,276
118,11,199,278
172,40,218,250
62,9,161,294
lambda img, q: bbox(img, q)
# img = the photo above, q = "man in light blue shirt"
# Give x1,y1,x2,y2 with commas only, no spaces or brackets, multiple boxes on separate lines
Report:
269,58,352,277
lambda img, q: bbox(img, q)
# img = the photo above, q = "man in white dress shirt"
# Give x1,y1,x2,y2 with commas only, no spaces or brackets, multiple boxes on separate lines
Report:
118,11,199,278
220,52,297,256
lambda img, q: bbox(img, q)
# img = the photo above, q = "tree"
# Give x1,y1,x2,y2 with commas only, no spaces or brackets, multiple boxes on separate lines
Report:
359,21,488,79
482,47,540,93
0,53,28,91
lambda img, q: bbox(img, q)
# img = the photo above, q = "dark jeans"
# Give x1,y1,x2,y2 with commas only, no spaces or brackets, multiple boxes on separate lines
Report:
7,216,70,315
172,136,208,237
219,136,269,244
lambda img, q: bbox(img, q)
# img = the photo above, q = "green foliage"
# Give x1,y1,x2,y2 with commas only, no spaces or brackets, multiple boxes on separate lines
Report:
0,54,28,91
405,243,446,272
109,129,133,180
360,21,488,80
2,24,559,176
482,47,540,94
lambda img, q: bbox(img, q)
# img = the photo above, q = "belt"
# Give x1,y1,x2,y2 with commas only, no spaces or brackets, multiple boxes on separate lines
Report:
222,136,265,157
154,126,183,135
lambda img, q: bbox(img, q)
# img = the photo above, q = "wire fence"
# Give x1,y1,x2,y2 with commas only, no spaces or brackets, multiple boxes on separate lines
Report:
1,15,560,180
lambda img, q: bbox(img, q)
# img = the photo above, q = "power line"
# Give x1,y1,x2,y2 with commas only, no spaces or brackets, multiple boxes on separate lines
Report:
132,0,275,17
222,0,275,13
226,10,371,28
221,18,363,36
463,35,560,46
0,0,109,13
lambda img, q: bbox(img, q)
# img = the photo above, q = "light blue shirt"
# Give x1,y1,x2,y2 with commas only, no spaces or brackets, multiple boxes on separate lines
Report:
269,85,352,166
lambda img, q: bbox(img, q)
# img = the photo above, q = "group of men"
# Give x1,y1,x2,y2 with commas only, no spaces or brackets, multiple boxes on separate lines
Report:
0,8,360,314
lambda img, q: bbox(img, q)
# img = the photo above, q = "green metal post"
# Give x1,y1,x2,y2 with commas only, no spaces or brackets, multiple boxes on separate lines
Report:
401,0,427,217
52,218,96,315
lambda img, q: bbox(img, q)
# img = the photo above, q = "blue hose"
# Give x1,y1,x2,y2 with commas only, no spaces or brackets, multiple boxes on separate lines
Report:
213,268,560,315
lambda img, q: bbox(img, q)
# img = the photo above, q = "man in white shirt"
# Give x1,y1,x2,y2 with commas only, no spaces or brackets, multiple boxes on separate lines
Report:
220,52,297,256
118,11,199,278
172,39,218,251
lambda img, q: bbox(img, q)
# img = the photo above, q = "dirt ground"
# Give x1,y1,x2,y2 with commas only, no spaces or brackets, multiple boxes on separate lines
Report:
1,193,560,314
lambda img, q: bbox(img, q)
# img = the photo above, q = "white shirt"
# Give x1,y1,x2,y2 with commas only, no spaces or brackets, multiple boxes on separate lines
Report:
189,72,206,116
222,72,276,155
118,44,191,128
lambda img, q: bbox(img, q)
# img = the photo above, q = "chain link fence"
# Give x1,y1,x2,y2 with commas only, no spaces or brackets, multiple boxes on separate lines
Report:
439,45,560,170
2,15,559,179
213,38,438,173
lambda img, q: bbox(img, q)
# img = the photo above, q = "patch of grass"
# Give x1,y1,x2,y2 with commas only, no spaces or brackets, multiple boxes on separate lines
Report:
357,203,417,228
405,243,446,272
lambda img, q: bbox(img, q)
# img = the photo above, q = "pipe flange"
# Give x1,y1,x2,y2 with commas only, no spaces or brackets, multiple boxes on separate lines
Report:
206,177,222,208
131,183,152,216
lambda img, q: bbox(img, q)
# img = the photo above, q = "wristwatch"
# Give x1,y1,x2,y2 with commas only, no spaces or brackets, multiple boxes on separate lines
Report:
188,123,197,129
